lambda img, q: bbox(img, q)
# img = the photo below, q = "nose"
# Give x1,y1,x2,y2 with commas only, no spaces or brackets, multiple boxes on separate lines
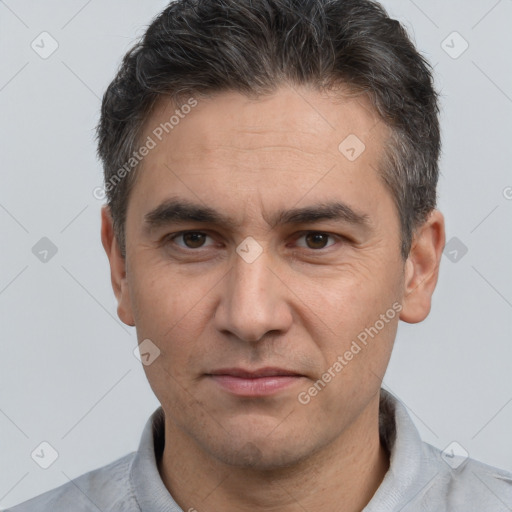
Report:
213,250,293,343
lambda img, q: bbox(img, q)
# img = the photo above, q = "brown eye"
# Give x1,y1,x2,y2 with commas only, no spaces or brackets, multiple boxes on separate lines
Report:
169,232,213,249
303,232,333,249
181,232,207,248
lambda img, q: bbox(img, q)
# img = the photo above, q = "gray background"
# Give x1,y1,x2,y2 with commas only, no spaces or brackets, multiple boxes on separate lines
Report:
1,0,511,508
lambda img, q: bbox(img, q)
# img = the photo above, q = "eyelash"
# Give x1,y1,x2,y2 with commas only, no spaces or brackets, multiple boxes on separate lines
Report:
163,231,343,252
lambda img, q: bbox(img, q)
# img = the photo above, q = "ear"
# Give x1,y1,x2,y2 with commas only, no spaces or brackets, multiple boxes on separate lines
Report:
100,205,135,326
400,209,445,324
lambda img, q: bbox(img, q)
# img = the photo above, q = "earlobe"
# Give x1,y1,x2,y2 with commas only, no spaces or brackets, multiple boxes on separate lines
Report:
399,209,445,324
100,206,135,327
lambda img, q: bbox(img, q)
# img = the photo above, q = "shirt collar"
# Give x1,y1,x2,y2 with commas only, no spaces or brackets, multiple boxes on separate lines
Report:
130,406,183,511
364,388,439,511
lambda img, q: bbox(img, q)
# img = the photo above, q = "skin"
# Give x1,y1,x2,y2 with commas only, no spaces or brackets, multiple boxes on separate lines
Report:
101,84,445,512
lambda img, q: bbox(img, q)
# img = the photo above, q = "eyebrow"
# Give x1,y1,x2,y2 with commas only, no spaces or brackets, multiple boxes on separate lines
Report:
143,197,371,233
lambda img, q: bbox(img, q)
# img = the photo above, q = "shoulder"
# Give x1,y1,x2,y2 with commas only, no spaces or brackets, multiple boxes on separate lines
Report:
420,442,512,511
3,452,139,512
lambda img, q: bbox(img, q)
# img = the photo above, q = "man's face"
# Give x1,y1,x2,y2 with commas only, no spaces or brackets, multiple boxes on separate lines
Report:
115,86,408,468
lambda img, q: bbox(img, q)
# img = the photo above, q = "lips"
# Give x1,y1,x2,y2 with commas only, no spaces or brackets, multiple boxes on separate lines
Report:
207,367,305,396
209,367,303,378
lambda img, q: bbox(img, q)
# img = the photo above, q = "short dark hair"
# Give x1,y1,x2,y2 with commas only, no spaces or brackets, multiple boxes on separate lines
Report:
97,0,440,259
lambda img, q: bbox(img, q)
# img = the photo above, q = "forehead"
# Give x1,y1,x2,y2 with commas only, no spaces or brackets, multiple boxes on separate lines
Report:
144,86,383,160
128,85,392,230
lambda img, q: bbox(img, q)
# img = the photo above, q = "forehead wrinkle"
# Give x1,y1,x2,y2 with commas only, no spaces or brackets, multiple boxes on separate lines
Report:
210,143,325,159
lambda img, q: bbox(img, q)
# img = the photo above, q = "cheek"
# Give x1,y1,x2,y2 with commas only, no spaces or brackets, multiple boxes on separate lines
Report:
131,272,205,408
303,259,400,335
295,258,402,391
129,256,205,328
297,279,399,414
128,266,196,365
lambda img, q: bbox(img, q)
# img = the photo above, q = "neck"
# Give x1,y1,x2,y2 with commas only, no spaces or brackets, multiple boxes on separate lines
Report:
158,394,389,512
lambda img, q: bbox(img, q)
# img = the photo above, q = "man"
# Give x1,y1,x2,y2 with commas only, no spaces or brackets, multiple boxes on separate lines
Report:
6,0,512,510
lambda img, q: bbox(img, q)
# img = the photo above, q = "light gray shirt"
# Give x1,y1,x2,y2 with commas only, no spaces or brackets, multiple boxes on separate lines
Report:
5,389,512,511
